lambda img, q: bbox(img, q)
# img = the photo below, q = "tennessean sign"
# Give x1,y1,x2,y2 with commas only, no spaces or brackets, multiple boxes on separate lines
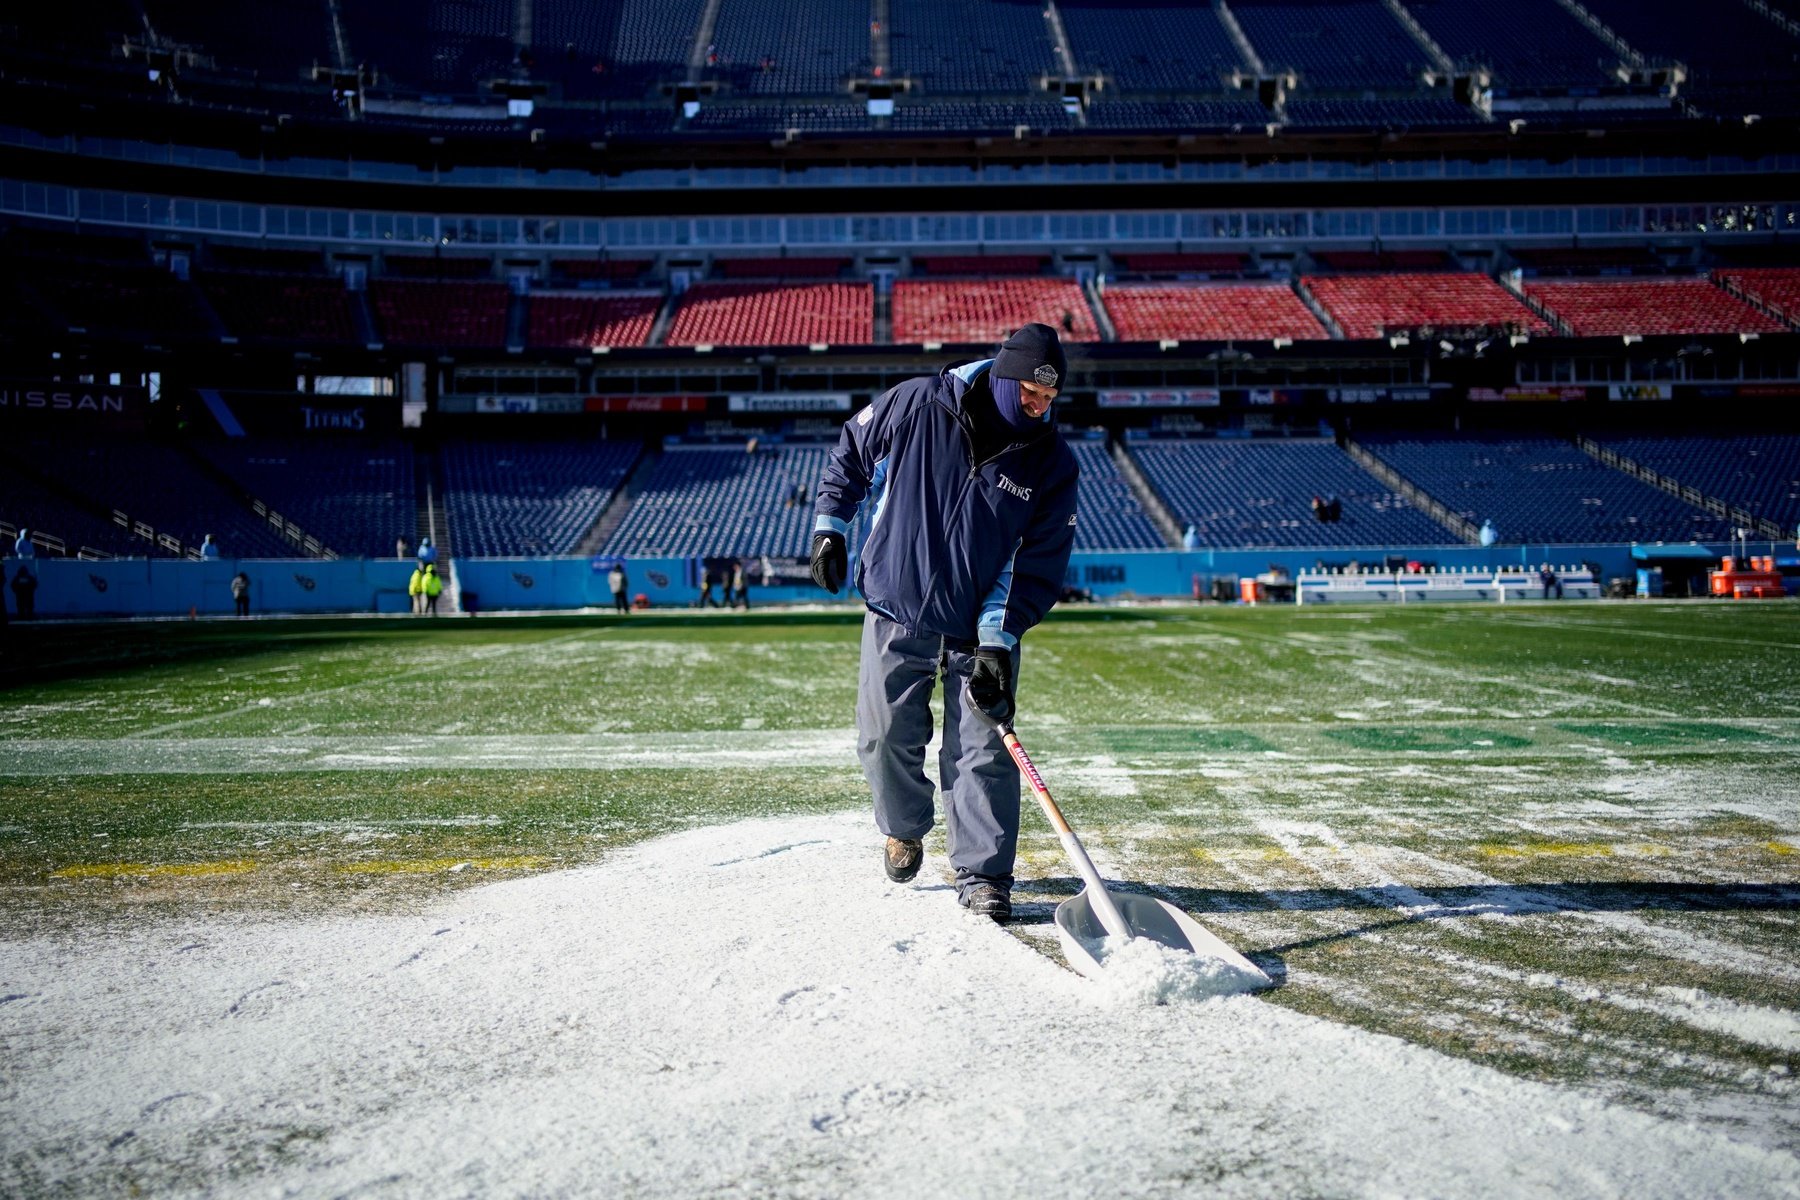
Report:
727,393,853,414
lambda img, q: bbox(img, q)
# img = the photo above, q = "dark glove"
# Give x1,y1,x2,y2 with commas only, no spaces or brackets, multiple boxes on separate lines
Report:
809,530,847,594
966,646,1014,726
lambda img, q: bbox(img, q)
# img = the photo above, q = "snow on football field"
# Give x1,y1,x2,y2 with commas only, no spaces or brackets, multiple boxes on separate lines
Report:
4,810,1799,1198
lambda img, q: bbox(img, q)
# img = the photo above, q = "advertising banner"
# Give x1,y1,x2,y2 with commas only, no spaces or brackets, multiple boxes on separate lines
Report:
0,381,147,427
1098,389,1221,408
1607,383,1673,401
727,393,853,414
1469,386,1587,402
585,395,709,413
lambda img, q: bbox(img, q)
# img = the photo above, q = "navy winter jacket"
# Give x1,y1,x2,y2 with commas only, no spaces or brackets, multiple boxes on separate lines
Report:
813,360,1080,649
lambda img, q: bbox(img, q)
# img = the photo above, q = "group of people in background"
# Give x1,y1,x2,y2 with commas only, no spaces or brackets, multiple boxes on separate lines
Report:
696,560,752,610
407,536,443,614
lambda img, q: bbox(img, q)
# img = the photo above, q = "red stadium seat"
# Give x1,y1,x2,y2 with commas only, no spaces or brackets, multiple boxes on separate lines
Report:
1712,269,1800,328
1103,284,1329,341
892,278,1097,343
1303,273,1549,339
371,281,510,347
527,291,662,348
664,282,872,346
1524,277,1787,337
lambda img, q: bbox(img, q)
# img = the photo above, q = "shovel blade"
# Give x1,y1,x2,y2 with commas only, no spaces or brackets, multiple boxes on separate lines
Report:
1054,889,1271,988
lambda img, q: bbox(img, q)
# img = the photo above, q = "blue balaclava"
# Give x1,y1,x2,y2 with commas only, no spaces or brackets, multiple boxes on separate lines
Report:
989,322,1067,431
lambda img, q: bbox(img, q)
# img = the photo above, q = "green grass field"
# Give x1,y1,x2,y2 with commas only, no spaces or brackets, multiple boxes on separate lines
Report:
3,601,1797,1147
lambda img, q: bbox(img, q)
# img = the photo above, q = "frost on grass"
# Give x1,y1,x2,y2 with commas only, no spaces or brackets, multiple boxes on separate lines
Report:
1090,935,1266,1005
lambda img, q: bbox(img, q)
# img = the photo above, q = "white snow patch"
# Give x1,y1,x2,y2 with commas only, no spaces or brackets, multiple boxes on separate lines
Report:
1092,935,1266,1004
3,813,1799,1197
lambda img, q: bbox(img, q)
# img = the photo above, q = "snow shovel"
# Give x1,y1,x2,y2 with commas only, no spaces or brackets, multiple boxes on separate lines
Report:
994,713,1270,987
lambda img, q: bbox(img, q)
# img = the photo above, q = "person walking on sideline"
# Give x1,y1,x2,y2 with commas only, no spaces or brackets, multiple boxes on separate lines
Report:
729,560,749,610
422,563,443,614
230,571,250,617
810,322,1079,923
608,562,629,614
408,563,427,614
11,565,37,619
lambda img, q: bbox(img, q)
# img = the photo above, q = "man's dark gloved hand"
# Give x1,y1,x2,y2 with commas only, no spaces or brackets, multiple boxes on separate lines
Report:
809,530,847,594
966,646,1015,726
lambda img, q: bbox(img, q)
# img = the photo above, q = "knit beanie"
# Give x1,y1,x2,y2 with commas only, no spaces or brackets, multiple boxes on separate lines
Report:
991,322,1067,390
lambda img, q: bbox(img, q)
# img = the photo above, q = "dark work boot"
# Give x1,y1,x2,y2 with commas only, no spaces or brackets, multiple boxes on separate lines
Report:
883,837,923,883
959,883,1012,923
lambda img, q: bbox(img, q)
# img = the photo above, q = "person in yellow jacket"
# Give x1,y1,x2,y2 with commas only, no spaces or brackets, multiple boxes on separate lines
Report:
422,562,444,615
408,564,427,614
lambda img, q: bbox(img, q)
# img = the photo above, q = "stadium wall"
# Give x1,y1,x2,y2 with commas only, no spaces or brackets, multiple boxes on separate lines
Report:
14,545,1698,618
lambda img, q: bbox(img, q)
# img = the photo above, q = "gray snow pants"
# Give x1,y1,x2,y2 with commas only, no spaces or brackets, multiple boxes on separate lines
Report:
857,611,1021,897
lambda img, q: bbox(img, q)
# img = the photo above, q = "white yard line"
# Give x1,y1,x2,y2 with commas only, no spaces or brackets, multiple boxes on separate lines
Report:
1491,612,1800,652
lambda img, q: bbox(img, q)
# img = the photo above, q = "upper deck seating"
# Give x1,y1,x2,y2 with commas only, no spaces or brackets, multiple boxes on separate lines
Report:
706,0,868,95
1401,0,1617,88
887,0,1059,93
892,279,1097,344
663,282,872,346
1523,278,1787,337
200,273,358,343
1230,0,1431,88
339,0,514,93
1057,1,1247,90
1304,273,1549,339
1714,268,1800,327
526,291,662,348
370,281,510,347
532,0,706,99
1103,284,1329,341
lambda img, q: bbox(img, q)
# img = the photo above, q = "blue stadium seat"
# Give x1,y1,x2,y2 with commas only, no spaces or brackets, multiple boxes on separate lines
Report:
1359,434,1735,544
1070,441,1165,551
1591,434,1800,533
1131,439,1458,548
441,439,643,557
600,444,839,559
196,437,416,560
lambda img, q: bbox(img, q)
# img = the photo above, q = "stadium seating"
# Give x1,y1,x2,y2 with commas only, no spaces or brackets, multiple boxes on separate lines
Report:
526,291,662,348
370,281,510,347
663,282,871,346
1102,284,1330,342
706,0,868,95
17,435,301,558
140,0,334,81
1588,433,1800,532
1714,268,1800,327
1129,439,1457,547
1401,0,1617,89
1522,278,1786,337
338,0,514,93
441,438,643,557
1303,273,1549,339
1358,434,1735,543
887,0,1059,93
1082,99,1273,130
32,262,217,343
194,437,415,559
531,0,706,99
684,102,872,132
1056,1,1248,91
1229,0,1431,89
200,273,359,344
0,470,157,559
888,100,1072,131
1282,97,1481,127
1573,0,1799,116
892,279,1096,345
599,443,835,558
383,254,493,279
1069,441,1165,551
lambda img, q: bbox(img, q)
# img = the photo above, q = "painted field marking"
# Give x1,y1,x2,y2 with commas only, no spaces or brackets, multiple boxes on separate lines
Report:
52,860,258,879
1478,842,1676,859
1191,846,1297,864
127,629,609,739
1767,841,1798,857
334,856,549,875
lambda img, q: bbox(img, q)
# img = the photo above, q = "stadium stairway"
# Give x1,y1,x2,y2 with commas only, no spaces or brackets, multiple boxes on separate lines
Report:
1110,441,1182,547
577,444,661,557
1498,275,1577,337
349,287,380,348
1338,436,1481,542
505,290,528,353
1292,278,1346,339
415,443,451,559
1085,277,1117,341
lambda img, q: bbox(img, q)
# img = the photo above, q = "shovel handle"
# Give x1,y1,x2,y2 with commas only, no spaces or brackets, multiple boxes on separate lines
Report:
1002,730,1134,943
